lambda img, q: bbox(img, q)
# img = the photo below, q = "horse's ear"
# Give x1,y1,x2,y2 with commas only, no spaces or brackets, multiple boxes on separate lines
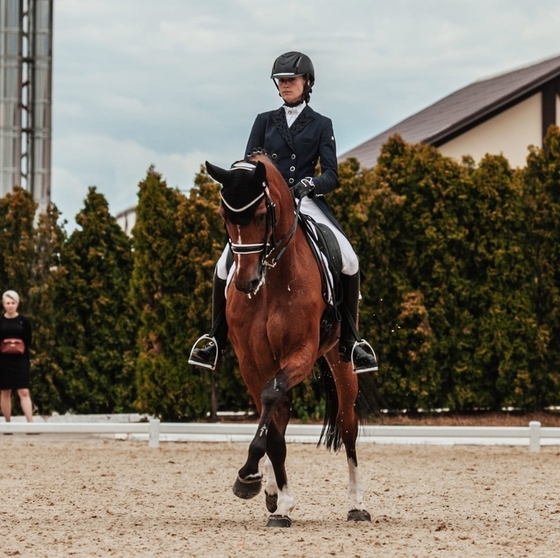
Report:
253,161,267,186
206,161,230,186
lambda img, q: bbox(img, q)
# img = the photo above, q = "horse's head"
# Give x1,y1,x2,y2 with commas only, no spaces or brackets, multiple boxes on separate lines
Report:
207,159,276,295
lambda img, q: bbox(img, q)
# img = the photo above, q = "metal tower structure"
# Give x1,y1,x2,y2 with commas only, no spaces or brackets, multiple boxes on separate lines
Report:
0,0,52,213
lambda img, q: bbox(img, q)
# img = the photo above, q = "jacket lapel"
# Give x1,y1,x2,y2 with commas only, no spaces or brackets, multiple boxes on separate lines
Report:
272,108,294,150
289,106,314,137
272,106,316,150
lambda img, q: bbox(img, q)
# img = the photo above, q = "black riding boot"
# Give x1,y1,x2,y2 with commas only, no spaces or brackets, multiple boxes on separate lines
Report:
339,272,378,373
189,274,228,370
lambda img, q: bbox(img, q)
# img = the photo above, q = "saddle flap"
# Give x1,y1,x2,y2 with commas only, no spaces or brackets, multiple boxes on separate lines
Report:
298,214,342,308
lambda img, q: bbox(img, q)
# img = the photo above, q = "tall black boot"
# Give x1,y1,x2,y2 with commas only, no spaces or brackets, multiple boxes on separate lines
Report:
339,272,378,373
189,274,228,370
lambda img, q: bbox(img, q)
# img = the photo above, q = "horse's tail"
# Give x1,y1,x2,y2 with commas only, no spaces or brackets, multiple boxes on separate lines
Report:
317,356,383,452
355,369,383,421
317,356,342,451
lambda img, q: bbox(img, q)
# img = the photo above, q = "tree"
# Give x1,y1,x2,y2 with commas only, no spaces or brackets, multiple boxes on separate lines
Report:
27,203,67,412
333,136,540,412
0,186,36,298
131,168,207,419
131,166,251,420
522,126,560,408
50,187,136,413
176,166,250,417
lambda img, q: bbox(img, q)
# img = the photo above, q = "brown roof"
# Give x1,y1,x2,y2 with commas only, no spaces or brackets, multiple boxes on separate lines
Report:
340,53,560,168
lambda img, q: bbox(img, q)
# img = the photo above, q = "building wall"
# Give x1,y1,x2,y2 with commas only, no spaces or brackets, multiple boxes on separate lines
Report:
438,93,543,168
116,207,137,237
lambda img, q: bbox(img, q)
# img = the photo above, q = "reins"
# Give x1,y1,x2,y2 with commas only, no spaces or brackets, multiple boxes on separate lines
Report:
264,194,303,269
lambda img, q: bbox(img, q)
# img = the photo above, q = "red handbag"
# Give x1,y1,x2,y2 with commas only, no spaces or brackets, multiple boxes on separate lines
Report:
0,339,25,354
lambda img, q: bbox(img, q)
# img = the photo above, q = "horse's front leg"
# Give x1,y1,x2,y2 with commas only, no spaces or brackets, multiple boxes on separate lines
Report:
232,370,290,505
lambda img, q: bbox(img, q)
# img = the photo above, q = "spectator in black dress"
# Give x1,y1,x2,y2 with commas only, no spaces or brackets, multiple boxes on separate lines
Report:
0,290,33,423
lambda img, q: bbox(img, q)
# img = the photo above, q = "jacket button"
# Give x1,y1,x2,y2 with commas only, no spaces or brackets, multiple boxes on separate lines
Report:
290,166,295,172
272,153,277,159
291,154,296,159
288,178,294,184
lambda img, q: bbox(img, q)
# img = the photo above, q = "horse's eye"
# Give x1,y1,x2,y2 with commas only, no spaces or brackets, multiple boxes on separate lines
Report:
255,213,266,225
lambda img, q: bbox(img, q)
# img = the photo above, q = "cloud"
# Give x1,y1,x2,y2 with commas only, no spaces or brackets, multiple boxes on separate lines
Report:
52,133,212,228
49,0,560,221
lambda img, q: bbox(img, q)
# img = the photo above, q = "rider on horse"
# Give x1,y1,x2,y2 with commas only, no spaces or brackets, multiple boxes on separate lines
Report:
190,51,378,374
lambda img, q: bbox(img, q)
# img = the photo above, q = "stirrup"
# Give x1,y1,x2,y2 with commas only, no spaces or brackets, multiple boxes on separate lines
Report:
350,340,379,374
188,334,220,371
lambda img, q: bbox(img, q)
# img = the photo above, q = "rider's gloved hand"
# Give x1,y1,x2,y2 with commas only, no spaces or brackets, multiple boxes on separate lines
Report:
292,178,315,199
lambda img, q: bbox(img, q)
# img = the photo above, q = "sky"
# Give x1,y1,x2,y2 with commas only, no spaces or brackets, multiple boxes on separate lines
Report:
51,0,560,228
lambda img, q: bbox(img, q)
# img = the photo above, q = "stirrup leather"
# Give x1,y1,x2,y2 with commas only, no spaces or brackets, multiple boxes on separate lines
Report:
350,339,378,374
188,334,220,371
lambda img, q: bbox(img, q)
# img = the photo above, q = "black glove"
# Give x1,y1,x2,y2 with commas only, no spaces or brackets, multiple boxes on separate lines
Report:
292,178,315,199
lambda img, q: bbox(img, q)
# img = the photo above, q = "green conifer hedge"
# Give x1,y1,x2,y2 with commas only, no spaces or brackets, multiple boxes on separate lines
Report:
2,129,560,419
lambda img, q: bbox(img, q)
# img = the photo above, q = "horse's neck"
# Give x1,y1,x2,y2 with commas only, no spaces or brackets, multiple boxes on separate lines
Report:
271,214,308,274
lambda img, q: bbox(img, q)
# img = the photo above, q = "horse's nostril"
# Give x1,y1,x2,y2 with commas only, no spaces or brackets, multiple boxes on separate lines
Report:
234,279,261,295
235,281,252,294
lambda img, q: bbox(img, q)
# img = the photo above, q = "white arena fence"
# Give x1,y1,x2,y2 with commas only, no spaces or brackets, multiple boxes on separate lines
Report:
1,417,559,452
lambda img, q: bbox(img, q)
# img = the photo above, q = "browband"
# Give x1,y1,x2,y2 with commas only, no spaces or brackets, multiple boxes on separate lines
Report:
221,191,265,213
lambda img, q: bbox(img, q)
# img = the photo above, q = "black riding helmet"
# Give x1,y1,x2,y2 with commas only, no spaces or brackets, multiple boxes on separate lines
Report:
271,51,314,104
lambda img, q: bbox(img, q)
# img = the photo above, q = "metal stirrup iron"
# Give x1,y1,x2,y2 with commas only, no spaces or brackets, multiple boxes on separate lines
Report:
351,339,379,374
188,334,220,371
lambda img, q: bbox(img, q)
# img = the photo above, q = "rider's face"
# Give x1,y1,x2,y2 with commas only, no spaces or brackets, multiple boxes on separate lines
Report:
277,76,306,104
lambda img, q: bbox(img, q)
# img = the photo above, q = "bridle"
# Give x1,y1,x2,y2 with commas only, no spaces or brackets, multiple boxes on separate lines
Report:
221,163,303,286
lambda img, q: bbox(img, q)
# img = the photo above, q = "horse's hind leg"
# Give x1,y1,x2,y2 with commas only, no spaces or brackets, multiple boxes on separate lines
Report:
327,354,372,522
264,402,295,527
346,454,371,522
263,399,291,514
263,456,278,512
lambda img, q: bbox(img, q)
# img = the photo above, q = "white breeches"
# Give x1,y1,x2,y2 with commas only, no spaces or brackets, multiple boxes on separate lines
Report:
299,197,359,276
216,197,359,280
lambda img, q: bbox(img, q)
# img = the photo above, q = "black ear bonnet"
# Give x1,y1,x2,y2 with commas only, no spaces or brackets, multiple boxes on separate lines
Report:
206,160,268,225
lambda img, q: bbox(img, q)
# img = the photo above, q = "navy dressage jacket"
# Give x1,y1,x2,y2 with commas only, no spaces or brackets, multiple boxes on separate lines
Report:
245,105,341,229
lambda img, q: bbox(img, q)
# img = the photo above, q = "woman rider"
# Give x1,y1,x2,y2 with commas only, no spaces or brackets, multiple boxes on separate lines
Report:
190,51,378,373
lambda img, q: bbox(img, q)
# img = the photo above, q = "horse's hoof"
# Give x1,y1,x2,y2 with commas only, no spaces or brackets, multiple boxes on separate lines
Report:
266,514,292,528
232,476,262,499
265,490,278,513
347,509,372,522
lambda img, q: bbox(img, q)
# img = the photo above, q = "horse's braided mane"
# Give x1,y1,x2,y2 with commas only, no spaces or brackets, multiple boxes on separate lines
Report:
245,148,288,192
245,148,273,168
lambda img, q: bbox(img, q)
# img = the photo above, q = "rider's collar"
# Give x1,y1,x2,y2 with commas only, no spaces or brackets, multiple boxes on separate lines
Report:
283,101,306,127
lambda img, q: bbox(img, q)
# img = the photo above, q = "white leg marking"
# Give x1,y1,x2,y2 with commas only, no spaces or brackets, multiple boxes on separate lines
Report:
264,457,278,498
275,483,295,517
264,457,295,516
347,458,366,511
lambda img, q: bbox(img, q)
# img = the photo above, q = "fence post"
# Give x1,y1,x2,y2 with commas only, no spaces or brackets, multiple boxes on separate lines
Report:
149,419,160,448
529,421,541,453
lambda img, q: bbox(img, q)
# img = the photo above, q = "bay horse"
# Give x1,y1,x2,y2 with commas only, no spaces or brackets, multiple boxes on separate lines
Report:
205,153,378,527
